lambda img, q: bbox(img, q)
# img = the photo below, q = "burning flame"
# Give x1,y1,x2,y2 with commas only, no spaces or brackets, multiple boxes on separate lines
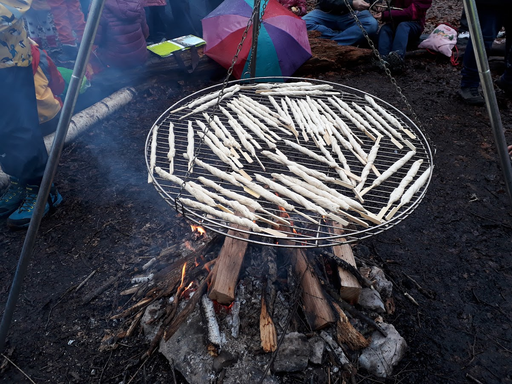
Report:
190,224,206,236
177,262,187,291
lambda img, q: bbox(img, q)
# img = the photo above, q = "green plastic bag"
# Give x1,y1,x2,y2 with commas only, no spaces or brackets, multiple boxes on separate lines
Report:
57,67,91,95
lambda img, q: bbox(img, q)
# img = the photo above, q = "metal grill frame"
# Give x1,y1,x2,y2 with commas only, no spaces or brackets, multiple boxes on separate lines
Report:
145,77,434,248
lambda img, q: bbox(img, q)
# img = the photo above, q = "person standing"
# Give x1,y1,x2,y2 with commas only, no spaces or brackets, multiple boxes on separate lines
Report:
458,0,512,105
302,0,378,46
144,0,168,44
46,0,87,63
0,0,62,229
93,0,149,69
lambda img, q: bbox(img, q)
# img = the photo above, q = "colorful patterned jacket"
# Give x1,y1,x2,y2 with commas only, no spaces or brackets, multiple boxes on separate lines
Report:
0,0,33,69
31,41,65,124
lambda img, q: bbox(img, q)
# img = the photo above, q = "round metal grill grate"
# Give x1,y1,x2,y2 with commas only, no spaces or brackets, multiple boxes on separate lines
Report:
146,77,434,247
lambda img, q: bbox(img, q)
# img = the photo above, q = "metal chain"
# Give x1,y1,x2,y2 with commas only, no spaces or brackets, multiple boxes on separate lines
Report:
175,0,270,212
243,0,271,79
342,0,423,129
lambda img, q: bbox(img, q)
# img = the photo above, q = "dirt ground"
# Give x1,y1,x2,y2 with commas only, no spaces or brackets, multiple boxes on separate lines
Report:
2,2,512,383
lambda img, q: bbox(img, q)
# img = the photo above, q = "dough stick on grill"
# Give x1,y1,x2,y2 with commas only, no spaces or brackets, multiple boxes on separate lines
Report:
312,135,353,186
331,136,358,184
194,158,241,187
254,83,333,92
194,182,256,219
167,121,175,174
255,173,328,216
196,130,237,171
198,176,290,225
351,103,404,150
179,85,241,119
286,165,365,212
148,124,159,183
242,81,315,89
236,95,293,137
196,120,230,157
363,106,406,145
232,173,318,225
255,89,340,96
227,102,277,149
364,94,416,139
155,167,217,207
329,97,377,141
276,174,369,227
269,174,349,226
280,98,295,129
221,107,263,168
317,99,368,162
230,99,280,141
177,197,263,233
377,159,423,220
268,95,297,136
286,97,309,142
360,150,416,197
202,112,227,142
171,84,241,113
254,173,345,225
283,139,338,169
184,120,194,172
355,135,382,193
232,173,294,211
260,150,353,190
386,166,432,220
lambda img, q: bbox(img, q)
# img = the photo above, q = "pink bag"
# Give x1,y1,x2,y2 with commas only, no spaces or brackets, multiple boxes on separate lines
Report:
418,24,458,57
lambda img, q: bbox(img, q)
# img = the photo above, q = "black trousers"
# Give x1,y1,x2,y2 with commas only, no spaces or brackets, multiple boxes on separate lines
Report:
0,66,48,185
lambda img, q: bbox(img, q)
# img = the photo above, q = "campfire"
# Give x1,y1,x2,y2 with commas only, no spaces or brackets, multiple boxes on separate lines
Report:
104,219,407,382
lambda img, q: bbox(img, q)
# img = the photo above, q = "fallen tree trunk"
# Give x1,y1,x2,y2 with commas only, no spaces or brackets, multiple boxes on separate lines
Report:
0,87,137,190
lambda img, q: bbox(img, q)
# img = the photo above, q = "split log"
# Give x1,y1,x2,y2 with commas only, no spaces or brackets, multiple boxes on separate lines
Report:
260,294,277,352
332,302,369,350
208,224,251,305
291,247,335,330
329,223,361,305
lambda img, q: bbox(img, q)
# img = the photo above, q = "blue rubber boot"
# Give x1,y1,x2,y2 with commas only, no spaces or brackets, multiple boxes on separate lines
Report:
7,184,63,229
0,178,25,218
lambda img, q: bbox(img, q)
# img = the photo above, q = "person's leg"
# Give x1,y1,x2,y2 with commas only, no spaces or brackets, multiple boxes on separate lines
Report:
496,43,512,95
331,11,378,46
0,67,48,186
153,6,168,42
303,9,344,40
390,21,423,57
460,6,502,89
377,23,394,56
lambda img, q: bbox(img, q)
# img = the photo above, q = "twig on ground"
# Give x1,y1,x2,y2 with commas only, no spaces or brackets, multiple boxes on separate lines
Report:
465,373,484,384
75,269,97,293
1,354,36,384
82,271,124,304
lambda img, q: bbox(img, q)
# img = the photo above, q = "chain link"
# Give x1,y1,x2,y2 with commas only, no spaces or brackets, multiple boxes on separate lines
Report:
175,0,270,209
243,0,271,79
342,0,423,130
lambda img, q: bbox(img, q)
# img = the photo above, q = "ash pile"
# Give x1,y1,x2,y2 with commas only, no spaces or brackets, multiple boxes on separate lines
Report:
108,228,408,383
